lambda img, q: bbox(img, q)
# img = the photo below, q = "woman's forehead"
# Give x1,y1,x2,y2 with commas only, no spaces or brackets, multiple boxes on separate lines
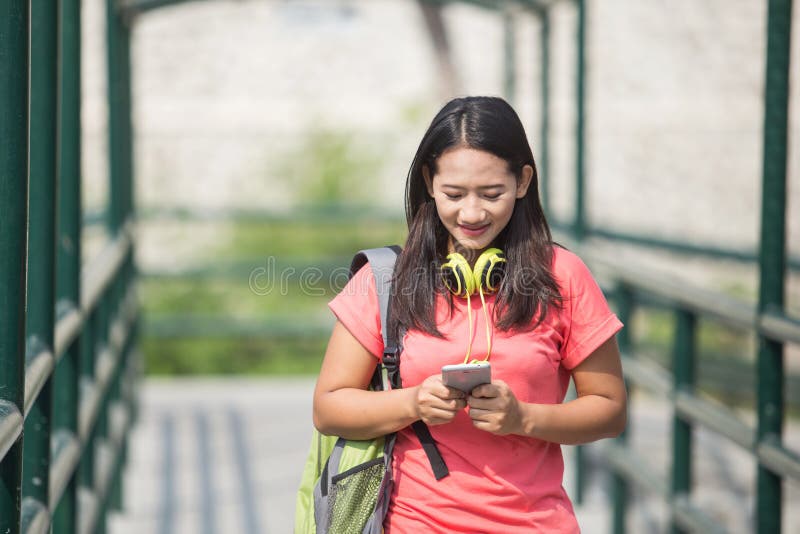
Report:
433,147,513,184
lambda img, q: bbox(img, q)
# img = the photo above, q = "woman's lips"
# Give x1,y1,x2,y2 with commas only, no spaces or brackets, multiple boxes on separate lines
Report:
459,224,489,237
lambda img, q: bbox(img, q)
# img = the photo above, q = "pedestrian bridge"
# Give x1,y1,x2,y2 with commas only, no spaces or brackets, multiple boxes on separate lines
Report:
1,1,799,533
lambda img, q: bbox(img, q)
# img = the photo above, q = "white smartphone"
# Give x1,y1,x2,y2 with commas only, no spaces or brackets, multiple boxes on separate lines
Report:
441,362,491,393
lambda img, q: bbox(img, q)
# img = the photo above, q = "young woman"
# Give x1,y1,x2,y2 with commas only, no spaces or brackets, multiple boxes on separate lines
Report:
313,96,626,532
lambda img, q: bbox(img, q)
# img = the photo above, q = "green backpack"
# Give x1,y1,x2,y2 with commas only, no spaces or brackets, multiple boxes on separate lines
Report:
294,247,448,534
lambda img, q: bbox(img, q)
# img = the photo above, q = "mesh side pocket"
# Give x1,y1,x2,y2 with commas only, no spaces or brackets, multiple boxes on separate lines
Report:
325,458,386,534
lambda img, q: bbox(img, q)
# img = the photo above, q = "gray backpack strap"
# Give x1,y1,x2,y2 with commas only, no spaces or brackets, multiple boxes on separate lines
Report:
349,245,401,351
349,246,401,391
348,246,449,481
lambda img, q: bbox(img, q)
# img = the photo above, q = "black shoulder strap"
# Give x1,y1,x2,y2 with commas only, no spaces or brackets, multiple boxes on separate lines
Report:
350,246,449,480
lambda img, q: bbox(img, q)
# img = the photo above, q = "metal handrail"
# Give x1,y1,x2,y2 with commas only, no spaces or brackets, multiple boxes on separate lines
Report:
577,243,800,344
23,348,55,417
0,401,24,463
20,497,50,534
48,430,81,510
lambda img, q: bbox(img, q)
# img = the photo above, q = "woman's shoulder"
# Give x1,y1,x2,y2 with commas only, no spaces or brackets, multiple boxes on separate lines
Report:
337,261,378,299
550,244,588,276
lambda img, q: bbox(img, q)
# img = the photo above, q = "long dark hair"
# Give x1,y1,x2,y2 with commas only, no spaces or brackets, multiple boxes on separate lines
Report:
390,96,561,339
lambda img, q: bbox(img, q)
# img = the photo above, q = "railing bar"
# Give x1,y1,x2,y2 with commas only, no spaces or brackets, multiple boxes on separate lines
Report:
620,353,671,396
757,439,800,481
576,242,800,348
47,429,81,510
672,495,728,534
78,286,137,443
80,223,132,313
20,496,51,534
760,311,800,345
566,239,746,323
23,349,55,418
0,401,24,461
601,442,729,532
599,441,668,497
674,392,754,450
76,487,99,534
49,342,138,513
54,306,83,361
79,378,101,445
587,252,755,330
79,401,131,534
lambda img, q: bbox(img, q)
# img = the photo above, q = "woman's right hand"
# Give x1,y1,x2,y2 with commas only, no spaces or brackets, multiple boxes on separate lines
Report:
413,375,467,425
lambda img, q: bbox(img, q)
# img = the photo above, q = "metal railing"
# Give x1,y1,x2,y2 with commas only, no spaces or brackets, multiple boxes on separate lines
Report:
573,240,800,534
0,1,138,533
3,0,795,533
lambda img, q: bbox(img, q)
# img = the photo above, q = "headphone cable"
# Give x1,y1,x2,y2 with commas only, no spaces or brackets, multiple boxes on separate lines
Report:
462,287,493,365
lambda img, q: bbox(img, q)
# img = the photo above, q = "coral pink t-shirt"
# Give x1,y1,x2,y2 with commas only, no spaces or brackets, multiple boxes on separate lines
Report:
328,246,623,533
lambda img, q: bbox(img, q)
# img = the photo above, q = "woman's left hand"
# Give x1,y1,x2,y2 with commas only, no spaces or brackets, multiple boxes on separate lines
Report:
467,380,524,435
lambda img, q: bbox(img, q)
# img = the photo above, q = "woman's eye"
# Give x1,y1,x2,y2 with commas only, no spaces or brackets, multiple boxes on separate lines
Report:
444,193,462,200
484,193,501,200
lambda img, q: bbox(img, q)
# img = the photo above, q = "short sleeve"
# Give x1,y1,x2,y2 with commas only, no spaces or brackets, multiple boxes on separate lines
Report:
554,248,623,370
328,263,384,359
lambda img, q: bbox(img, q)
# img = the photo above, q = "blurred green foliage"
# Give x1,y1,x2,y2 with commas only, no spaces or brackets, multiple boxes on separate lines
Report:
141,216,407,376
141,125,405,376
277,128,383,205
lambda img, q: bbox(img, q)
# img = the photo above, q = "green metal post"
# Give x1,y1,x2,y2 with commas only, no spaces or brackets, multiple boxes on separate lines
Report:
670,310,696,534
573,0,587,240
107,1,135,520
53,0,82,529
756,0,792,532
107,0,130,234
122,16,135,222
503,9,516,106
0,2,30,532
538,10,550,216
79,313,96,487
612,283,633,534
23,1,60,526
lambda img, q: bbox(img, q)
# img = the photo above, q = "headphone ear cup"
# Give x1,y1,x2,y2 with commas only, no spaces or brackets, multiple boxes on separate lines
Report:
441,264,462,296
486,261,505,291
442,253,474,297
473,248,507,294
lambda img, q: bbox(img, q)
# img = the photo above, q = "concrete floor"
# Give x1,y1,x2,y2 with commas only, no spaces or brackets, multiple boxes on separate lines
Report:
107,377,800,534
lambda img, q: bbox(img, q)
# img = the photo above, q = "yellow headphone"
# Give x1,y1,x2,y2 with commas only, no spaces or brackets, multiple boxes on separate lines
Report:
441,248,506,298
440,248,506,363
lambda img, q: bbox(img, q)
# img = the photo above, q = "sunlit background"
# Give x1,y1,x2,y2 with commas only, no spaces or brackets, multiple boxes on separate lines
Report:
4,0,799,532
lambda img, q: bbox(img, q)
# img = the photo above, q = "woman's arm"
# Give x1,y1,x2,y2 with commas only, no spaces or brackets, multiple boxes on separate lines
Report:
313,321,466,440
467,336,627,444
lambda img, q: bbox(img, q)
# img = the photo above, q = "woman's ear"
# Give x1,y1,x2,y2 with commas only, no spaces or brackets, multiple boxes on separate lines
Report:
422,165,435,197
516,165,534,199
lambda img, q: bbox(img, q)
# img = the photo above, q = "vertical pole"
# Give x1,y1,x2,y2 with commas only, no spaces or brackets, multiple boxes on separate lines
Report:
611,284,633,534
107,0,127,235
23,0,60,524
0,2,30,532
538,9,550,217
106,0,135,523
756,0,792,532
573,0,587,240
670,310,696,534
79,312,95,485
503,9,516,106
53,0,82,529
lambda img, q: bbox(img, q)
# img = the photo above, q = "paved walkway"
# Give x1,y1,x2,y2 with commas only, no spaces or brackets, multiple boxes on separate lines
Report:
109,378,799,534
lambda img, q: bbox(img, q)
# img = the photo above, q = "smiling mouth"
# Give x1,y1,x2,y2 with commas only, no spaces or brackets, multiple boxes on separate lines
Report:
458,224,490,237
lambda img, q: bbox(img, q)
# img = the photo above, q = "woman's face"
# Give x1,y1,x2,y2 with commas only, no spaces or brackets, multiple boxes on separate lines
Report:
424,147,533,257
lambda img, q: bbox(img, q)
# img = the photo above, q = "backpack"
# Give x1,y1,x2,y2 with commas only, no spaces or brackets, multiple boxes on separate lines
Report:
294,246,448,534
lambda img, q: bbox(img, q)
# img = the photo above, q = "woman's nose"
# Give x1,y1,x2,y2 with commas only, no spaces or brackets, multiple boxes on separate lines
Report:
459,198,486,224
